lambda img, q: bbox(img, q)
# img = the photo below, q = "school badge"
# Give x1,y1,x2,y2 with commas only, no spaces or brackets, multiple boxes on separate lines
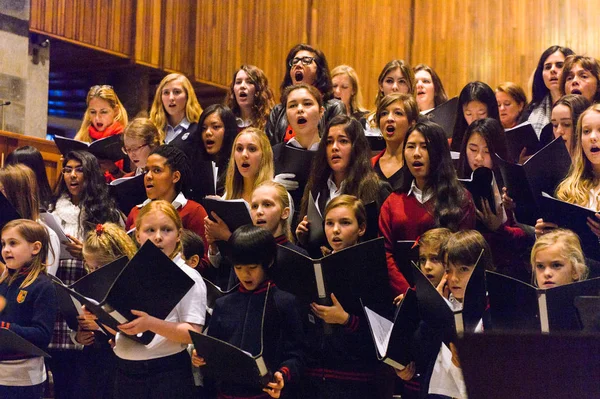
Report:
17,290,27,303
181,132,190,141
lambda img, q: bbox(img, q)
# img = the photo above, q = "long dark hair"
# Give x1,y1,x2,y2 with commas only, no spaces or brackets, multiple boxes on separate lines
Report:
451,81,500,151
404,121,470,231
198,104,237,169
53,151,121,234
531,45,575,106
6,145,53,210
456,118,508,180
281,44,333,101
301,114,382,216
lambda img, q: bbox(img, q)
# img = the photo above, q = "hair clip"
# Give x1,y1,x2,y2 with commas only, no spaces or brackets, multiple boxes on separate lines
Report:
95,224,104,236
412,235,421,249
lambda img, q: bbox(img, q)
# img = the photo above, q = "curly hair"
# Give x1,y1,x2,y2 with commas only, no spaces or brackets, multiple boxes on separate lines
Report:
280,44,333,101
149,73,203,133
53,151,121,234
225,65,275,130
75,85,128,142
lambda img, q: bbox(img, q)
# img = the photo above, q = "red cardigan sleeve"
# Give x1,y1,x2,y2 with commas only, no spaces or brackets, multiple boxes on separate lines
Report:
378,195,411,296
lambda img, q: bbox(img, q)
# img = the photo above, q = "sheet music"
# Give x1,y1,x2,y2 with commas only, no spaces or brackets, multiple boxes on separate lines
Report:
364,306,393,357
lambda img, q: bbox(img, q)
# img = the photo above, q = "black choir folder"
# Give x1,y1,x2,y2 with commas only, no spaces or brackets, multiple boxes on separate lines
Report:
538,193,600,260
189,284,273,389
393,240,418,287
504,121,540,162
202,197,252,231
272,238,391,320
574,296,600,332
0,328,50,358
109,174,146,214
413,250,486,342
458,167,497,214
203,278,238,311
424,97,458,138
273,145,316,201
52,241,194,345
363,288,419,370
486,271,600,332
54,134,125,161
494,137,571,226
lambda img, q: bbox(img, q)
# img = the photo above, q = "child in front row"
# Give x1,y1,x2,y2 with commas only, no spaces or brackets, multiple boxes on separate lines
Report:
75,222,137,399
302,194,380,399
397,230,493,399
394,227,452,399
0,220,57,398
531,229,589,288
113,200,207,399
192,225,305,398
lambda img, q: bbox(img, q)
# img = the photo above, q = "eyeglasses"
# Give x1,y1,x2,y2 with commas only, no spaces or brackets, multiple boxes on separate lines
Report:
289,56,316,67
122,144,149,155
62,166,84,175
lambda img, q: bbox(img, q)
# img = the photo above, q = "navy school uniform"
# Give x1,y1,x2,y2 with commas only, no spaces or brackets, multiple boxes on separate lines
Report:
206,280,306,399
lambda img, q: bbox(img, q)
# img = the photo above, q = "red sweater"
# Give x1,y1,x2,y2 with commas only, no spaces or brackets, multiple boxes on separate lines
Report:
126,200,210,271
378,192,476,296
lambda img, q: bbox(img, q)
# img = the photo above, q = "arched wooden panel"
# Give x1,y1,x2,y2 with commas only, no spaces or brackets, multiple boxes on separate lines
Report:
411,0,600,99
31,0,134,57
194,0,309,95
311,0,413,110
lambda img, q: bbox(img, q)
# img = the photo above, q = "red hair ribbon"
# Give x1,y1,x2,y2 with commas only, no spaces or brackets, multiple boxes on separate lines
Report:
95,224,104,236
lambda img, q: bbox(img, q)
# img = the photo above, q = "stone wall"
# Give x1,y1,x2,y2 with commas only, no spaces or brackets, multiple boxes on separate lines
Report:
0,0,48,138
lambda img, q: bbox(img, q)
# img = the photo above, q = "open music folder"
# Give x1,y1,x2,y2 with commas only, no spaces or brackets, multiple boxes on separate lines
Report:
189,283,274,389
486,271,600,333
52,241,195,344
362,289,419,370
54,134,125,161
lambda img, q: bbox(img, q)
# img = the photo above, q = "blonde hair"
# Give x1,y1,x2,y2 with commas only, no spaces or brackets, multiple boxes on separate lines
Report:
530,229,588,285
253,181,293,241
75,85,128,141
224,128,274,200
0,164,40,221
418,228,452,251
331,65,367,115
556,104,600,208
149,73,203,135
323,194,366,230
82,222,137,271
1,219,49,288
123,118,164,149
135,200,183,259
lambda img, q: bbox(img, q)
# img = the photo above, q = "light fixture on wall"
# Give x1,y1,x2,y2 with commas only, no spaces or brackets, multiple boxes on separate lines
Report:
30,34,50,65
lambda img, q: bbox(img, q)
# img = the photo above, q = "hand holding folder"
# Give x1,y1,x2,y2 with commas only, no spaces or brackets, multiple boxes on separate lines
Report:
52,241,194,345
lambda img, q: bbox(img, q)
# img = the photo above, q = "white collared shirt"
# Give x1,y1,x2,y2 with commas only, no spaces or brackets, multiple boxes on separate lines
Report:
407,179,433,204
314,176,344,215
287,137,320,152
138,192,188,210
165,117,191,144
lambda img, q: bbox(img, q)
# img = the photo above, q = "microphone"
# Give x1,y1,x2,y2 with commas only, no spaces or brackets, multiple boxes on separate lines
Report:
0,101,11,106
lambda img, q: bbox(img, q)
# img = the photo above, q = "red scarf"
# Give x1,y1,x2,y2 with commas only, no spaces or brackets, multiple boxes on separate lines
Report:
88,122,123,140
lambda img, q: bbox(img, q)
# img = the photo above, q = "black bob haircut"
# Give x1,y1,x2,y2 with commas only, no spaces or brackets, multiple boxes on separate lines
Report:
228,225,276,269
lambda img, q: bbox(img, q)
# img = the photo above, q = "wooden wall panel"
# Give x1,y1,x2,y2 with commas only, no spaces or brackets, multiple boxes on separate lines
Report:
30,0,134,57
311,0,412,110
162,1,196,75
194,0,309,93
411,0,600,99
134,0,162,67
